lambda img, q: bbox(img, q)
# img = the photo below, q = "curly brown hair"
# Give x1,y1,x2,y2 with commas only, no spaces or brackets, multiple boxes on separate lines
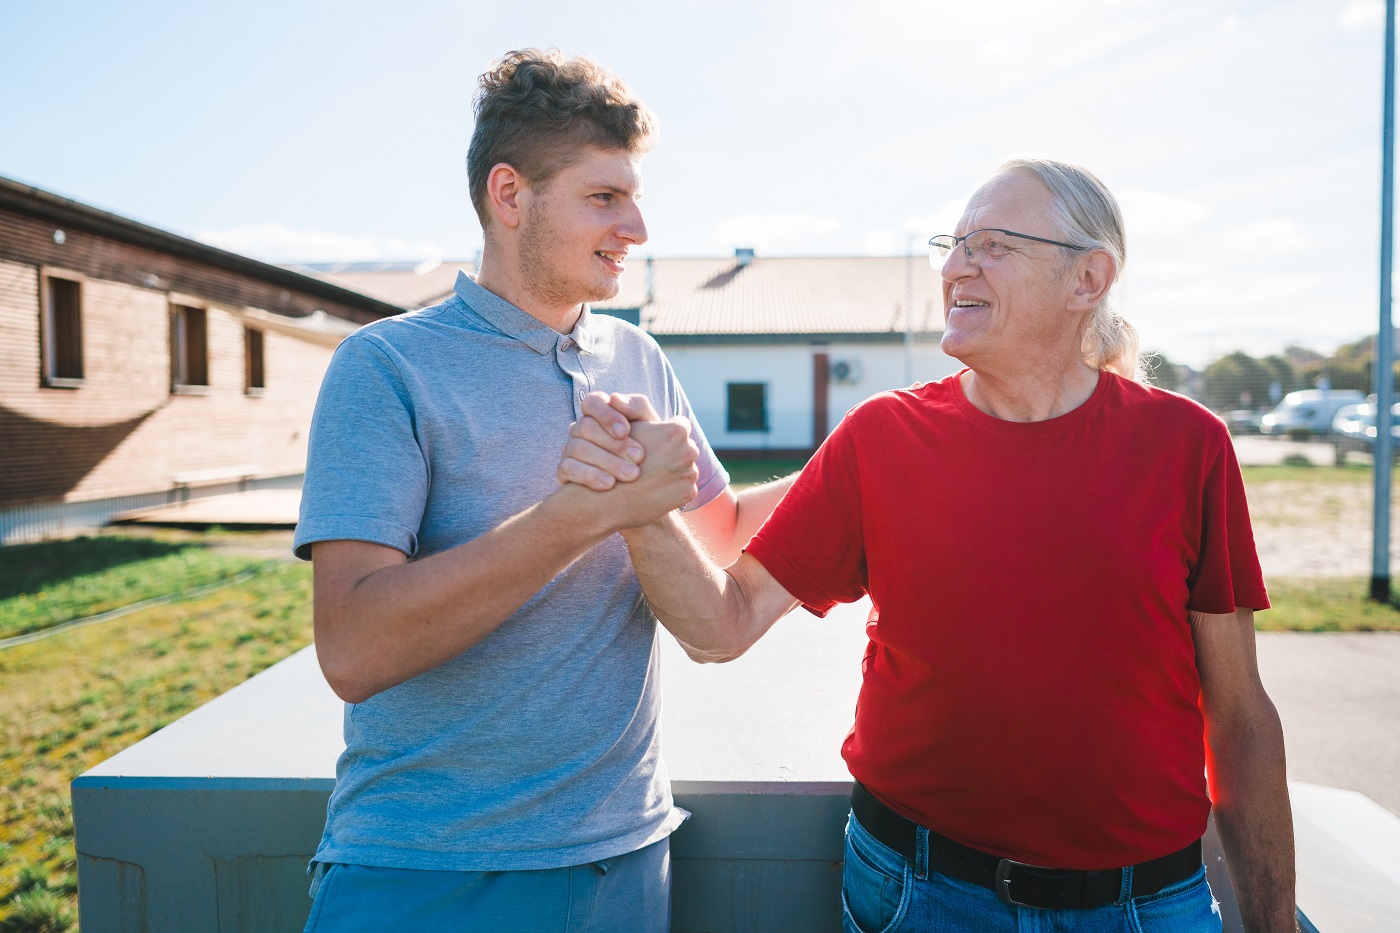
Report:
467,49,658,230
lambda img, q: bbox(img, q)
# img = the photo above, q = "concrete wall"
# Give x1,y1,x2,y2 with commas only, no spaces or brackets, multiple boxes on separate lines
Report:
73,600,1258,933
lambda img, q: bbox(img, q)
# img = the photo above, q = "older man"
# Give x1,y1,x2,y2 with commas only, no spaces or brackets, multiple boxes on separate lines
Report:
566,159,1294,931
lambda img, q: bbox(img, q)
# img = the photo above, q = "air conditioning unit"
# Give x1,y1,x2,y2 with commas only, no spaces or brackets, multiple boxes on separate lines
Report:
830,358,862,385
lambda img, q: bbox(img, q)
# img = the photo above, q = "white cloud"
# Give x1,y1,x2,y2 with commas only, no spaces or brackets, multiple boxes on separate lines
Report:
711,213,841,252
1117,188,1211,239
1224,218,1309,255
982,40,1013,61
862,230,901,255
907,195,972,237
1340,2,1386,30
195,223,447,264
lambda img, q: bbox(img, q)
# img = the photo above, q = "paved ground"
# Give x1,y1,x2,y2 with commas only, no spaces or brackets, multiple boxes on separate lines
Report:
116,488,301,527
1257,633,1400,816
1232,435,1342,467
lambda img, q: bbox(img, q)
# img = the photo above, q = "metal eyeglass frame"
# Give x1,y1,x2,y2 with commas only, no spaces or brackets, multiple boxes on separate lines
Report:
929,228,1088,267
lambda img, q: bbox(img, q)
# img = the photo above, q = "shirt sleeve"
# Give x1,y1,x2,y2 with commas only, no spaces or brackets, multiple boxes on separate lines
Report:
1187,423,1270,613
745,413,869,616
293,333,430,561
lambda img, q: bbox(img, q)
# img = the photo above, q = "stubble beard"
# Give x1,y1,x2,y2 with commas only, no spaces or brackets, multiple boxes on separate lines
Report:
519,199,620,310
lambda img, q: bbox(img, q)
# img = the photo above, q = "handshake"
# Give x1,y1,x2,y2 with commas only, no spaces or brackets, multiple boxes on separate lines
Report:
554,391,701,533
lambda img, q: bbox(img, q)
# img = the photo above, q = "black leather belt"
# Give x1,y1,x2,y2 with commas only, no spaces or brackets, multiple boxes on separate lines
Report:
851,782,1202,910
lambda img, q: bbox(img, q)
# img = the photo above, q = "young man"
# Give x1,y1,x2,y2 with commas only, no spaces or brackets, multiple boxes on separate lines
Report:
294,49,789,932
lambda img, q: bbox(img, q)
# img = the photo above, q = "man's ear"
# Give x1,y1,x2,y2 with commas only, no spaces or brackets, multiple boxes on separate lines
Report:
485,163,526,230
1068,250,1115,313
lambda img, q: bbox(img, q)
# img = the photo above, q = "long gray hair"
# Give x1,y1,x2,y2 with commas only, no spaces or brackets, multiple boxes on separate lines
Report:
1000,158,1142,381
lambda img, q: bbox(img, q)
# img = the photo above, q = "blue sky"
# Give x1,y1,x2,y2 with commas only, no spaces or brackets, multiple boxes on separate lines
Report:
0,0,1390,368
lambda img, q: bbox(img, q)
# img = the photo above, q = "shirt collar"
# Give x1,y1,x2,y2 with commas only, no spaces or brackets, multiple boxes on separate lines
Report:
453,270,596,355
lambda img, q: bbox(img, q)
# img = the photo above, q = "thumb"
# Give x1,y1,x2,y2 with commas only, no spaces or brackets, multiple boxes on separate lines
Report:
610,392,661,423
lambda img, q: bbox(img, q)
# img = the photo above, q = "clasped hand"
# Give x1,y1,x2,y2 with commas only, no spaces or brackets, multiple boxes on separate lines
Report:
557,391,699,528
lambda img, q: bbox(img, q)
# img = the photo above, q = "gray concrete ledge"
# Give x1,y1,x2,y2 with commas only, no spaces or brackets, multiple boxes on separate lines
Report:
74,599,1349,932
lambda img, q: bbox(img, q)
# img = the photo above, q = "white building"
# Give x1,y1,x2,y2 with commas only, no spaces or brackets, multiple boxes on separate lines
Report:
297,250,958,457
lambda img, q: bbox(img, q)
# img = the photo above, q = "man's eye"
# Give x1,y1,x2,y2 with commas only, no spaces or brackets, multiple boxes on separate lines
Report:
592,193,613,203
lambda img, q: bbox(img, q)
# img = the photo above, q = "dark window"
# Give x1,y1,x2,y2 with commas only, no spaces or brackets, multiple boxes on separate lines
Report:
171,304,208,388
245,327,265,392
42,273,83,385
727,383,768,432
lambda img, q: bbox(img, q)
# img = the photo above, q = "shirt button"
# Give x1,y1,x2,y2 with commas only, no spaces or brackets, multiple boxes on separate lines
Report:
577,389,586,401
561,339,575,350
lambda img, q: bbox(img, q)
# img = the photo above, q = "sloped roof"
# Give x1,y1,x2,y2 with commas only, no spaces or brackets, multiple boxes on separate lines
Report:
602,255,944,338
288,260,472,311
296,254,946,340
0,175,405,324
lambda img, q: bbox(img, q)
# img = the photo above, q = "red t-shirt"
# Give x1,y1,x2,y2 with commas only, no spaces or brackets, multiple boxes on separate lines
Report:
745,370,1268,869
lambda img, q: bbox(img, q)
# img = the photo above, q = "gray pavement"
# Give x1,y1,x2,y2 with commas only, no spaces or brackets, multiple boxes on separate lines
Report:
1256,632,1400,817
1232,435,1342,467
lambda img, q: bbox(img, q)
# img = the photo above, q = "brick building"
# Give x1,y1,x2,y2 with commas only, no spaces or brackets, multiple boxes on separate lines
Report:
0,176,404,541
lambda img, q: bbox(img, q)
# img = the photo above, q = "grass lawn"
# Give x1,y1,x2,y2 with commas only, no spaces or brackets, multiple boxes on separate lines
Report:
1262,576,1400,631
723,457,808,489
1240,461,1384,484
0,533,311,932
0,535,280,641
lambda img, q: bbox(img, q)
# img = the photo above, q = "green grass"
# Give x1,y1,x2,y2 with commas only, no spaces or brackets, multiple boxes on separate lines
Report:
0,535,280,641
0,533,311,931
1261,576,1400,631
722,457,808,489
1238,461,1399,484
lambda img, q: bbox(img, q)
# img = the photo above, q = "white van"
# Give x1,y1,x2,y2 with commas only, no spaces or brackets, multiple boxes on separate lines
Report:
1259,389,1366,438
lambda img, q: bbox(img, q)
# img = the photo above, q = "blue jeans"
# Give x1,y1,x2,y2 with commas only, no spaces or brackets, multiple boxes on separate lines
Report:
303,837,670,933
842,812,1222,933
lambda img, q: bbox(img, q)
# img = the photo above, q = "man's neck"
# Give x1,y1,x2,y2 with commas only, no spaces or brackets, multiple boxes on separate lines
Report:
960,359,1101,423
474,255,583,334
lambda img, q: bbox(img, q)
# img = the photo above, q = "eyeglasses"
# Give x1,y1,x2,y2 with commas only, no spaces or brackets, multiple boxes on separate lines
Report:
929,228,1087,269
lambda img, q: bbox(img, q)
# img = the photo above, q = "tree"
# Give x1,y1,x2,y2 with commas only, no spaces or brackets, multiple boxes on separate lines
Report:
1259,355,1298,405
1204,352,1271,411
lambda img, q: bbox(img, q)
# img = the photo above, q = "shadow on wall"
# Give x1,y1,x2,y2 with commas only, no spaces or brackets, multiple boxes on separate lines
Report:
0,404,159,504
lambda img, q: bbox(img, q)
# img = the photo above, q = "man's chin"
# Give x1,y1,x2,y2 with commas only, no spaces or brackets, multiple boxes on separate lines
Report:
582,279,622,304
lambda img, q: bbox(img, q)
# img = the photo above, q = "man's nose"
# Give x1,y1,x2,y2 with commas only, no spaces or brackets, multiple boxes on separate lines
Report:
940,246,974,283
618,201,648,245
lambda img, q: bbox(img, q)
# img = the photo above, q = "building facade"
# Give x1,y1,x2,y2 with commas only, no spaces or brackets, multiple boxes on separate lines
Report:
304,251,960,459
0,177,402,540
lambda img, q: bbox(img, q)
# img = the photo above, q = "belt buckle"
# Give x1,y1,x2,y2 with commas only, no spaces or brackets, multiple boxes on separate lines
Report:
994,857,1052,909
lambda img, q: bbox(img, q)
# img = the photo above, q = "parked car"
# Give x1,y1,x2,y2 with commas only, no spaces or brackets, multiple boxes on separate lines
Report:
1225,410,1263,435
1259,389,1366,438
1332,399,1400,460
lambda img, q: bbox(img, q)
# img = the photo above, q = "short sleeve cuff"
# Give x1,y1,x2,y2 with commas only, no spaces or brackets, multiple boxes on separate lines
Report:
1186,586,1272,615
745,537,841,618
682,463,731,513
293,516,420,561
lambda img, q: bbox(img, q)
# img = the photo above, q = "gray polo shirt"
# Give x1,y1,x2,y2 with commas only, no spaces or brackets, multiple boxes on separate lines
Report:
294,271,728,871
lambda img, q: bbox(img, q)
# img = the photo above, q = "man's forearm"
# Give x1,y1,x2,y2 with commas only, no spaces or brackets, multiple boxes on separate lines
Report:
684,473,798,567
316,484,617,703
1209,698,1297,933
621,515,761,663
730,473,797,554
